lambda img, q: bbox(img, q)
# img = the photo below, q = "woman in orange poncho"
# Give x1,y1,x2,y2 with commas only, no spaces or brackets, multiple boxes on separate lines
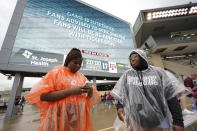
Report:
27,48,101,131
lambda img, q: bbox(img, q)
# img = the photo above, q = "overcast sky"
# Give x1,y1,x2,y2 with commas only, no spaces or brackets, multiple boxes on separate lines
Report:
81,0,196,25
0,0,197,90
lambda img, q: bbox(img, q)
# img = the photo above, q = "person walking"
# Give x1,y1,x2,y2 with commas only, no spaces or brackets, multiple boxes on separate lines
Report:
15,96,22,115
112,49,184,131
19,96,26,111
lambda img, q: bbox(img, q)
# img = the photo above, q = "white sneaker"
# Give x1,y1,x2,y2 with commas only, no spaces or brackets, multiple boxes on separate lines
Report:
182,109,195,115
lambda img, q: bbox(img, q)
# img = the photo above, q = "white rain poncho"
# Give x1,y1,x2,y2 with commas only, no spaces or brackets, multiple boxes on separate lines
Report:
111,49,178,131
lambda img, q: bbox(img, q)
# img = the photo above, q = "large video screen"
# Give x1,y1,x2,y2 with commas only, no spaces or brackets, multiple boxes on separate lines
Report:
9,0,134,74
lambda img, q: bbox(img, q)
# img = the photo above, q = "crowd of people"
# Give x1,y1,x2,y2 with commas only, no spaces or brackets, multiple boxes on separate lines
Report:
101,92,113,104
100,92,118,109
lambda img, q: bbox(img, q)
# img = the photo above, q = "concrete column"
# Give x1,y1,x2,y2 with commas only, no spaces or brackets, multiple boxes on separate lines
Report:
148,53,164,68
6,73,24,117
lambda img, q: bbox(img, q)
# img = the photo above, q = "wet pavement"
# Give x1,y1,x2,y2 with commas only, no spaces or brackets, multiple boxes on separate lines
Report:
0,102,117,131
1,102,197,131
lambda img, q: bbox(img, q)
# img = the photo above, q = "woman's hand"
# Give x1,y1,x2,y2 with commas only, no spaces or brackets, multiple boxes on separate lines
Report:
83,82,93,98
40,85,90,101
70,86,89,95
173,125,184,131
117,108,125,122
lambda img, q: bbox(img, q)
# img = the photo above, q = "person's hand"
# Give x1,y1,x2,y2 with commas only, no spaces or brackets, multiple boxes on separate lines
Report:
70,86,89,95
117,108,125,122
173,125,184,131
83,82,93,97
84,84,93,93
87,86,93,98
84,82,93,88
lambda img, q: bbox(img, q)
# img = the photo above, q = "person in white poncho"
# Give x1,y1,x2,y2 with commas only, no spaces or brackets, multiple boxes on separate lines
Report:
111,49,184,131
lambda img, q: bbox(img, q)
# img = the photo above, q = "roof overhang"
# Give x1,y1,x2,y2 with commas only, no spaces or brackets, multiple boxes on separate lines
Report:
134,3,197,48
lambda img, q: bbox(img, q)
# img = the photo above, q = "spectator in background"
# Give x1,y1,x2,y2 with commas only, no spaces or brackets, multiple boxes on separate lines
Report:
106,92,112,109
193,80,197,87
15,96,22,115
184,74,197,96
20,96,26,111
190,60,197,69
103,92,107,104
183,74,197,114
192,85,197,107
106,92,111,104
101,94,106,102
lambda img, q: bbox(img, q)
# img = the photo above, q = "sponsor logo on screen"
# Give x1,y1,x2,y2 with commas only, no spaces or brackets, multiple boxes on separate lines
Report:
21,50,59,67
82,50,109,58
22,50,33,59
9,48,64,68
109,62,117,73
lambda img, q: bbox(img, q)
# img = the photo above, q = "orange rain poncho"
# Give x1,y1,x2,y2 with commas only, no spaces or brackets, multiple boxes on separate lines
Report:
27,66,101,131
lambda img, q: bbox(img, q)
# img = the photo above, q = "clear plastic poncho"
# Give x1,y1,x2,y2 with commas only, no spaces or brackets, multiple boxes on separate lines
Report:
165,70,191,99
27,66,101,131
111,49,178,131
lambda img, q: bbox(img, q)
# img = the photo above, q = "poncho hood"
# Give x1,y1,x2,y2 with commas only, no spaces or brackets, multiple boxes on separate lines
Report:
129,49,149,71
